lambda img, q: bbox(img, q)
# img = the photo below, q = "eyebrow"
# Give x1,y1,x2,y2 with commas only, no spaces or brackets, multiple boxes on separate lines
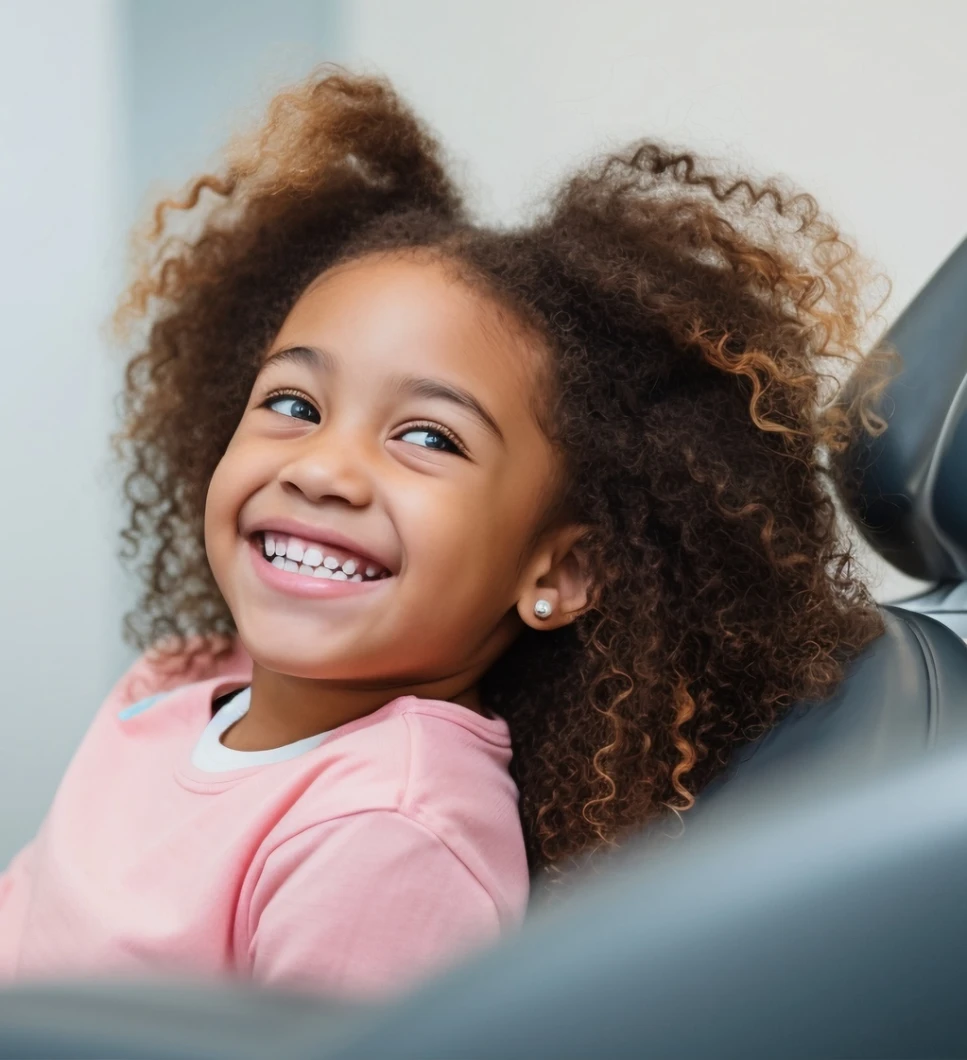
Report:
262,344,505,444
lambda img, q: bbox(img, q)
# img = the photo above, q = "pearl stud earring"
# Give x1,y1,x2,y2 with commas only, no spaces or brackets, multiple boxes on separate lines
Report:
533,599,553,619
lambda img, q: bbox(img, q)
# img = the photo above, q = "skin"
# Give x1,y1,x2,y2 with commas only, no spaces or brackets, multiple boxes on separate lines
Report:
204,251,590,751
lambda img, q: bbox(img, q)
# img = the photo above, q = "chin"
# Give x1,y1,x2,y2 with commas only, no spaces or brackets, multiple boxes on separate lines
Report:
235,622,343,680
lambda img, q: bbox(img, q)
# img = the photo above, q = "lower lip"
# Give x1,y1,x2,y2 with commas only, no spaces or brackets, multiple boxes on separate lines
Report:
247,538,391,599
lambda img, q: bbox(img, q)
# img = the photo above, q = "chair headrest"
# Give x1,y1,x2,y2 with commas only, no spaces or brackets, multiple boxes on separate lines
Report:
694,606,967,806
837,236,967,582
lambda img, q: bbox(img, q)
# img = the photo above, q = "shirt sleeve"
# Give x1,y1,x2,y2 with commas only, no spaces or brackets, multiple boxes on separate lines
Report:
244,810,503,1000
0,838,37,978
0,838,35,908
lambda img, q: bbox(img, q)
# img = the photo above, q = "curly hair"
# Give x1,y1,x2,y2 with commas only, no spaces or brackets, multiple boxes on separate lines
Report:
113,63,898,884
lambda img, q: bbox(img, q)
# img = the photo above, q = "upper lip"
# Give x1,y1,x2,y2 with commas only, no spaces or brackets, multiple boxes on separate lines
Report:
244,516,396,574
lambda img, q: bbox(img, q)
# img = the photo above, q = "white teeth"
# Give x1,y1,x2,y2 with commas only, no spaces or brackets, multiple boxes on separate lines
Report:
262,532,387,582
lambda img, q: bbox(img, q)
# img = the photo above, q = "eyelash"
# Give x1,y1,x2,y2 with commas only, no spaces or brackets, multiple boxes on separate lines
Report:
259,388,469,457
402,420,469,457
262,386,316,410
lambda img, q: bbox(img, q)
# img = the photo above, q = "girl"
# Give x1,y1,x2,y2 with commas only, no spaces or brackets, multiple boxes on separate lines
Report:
0,64,893,1000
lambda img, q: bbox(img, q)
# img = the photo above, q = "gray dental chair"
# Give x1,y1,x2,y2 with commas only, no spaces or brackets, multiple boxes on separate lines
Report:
2,238,967,1059
839,235,967,637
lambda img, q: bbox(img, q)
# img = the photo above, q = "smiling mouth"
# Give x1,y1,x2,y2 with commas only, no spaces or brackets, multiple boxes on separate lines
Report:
253,531,392,582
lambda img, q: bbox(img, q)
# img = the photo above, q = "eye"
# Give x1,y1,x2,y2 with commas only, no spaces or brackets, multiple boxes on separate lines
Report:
396,422,466,456
262,391,320,423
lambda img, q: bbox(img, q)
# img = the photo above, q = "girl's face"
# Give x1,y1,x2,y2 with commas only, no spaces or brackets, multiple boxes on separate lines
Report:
205,252,585,689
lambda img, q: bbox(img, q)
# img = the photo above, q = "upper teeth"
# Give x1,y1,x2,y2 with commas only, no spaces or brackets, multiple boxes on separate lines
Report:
261,532,387,582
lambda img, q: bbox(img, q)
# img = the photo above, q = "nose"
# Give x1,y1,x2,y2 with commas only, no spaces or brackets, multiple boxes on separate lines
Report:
276,426,375,508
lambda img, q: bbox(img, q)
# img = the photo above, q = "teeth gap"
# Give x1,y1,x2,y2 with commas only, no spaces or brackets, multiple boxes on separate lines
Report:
258,532,390,580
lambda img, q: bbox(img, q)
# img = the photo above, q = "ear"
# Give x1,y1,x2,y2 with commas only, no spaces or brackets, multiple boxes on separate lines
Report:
516,523,592,631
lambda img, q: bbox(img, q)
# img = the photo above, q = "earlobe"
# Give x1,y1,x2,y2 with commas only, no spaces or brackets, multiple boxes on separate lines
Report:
518,593,560,630
518,527,592,630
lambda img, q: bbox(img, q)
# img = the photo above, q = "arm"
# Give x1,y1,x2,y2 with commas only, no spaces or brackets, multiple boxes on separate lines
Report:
0,641,246,933
244,810,502,1000
0,648,165,965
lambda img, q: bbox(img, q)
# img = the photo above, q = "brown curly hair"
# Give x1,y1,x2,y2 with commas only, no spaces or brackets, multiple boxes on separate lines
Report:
113,63,898,884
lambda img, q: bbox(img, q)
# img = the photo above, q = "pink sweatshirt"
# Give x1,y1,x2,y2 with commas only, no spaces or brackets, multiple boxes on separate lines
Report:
0,642,529,999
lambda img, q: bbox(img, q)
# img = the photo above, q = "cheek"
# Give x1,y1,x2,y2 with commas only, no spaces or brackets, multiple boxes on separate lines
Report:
395,482,515,596
204,446,255,563
206,434,262,516
203,459,234,586
205,456,238,532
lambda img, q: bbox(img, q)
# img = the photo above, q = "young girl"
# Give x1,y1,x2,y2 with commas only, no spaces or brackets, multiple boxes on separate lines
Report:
0,64,893,1000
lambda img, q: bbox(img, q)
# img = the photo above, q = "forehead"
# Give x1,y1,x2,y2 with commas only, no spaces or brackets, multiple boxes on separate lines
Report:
270,253,546,417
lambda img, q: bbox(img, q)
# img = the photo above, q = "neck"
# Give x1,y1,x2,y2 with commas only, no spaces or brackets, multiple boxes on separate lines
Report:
220,662,488,752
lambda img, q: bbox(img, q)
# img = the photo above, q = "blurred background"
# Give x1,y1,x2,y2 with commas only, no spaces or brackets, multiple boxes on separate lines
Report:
1,0,965,864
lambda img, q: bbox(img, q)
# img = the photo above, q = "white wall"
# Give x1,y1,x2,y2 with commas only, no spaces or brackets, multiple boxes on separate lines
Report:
342,0,967,601
120,0,346,214
0,0,123,860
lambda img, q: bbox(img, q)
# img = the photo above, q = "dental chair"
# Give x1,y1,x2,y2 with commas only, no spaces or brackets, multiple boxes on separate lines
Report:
1,238,967,1060
839,235,967,638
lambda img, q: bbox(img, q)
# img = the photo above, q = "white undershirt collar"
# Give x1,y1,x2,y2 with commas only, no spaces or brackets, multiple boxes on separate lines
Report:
190,686,330,773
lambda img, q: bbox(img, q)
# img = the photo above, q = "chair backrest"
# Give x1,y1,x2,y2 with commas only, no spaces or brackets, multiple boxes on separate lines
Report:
691,604,967,814
836,233,967,634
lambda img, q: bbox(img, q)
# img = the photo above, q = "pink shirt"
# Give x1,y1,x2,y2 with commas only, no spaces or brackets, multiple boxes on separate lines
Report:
0,643,529,999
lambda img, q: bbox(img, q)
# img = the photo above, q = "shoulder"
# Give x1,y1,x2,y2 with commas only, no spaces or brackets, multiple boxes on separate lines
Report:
390,698,529,919
393,697,516,807
105,634,252,717
252,807,526,934
268,697,525,884
247,696,528,925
